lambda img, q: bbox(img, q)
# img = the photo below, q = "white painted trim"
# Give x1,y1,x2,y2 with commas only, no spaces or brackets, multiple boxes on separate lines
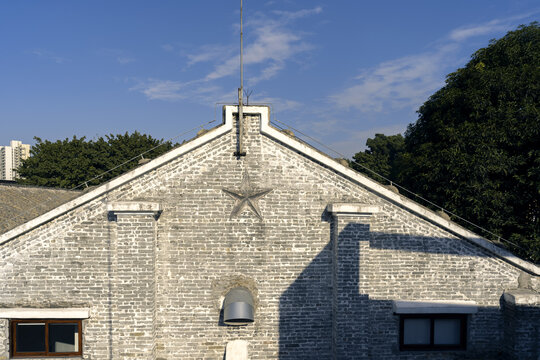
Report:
0,114,232,245
107,201,162,214
259,111,540,276
393,300,478,314
0,308,90,319
327,203,379,215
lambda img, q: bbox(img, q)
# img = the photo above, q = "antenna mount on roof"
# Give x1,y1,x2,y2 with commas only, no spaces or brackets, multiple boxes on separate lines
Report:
234,0,246,157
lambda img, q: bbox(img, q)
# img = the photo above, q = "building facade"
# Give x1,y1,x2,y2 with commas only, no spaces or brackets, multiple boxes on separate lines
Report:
0,106,538,359
0,140,31,181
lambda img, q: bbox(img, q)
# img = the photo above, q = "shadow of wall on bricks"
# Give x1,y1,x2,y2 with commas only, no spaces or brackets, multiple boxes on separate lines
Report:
278,222,537,359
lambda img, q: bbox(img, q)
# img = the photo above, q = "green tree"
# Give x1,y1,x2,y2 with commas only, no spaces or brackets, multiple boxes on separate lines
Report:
399,23,540,261
351,133,405,183
17,132,174,189
351,23,539,261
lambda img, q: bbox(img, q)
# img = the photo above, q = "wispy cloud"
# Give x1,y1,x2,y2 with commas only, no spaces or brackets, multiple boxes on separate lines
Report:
449,21,508,42
31,50,69,64
329,14,537,113
272,6,323,21
330,44,455,112
130,79,187,101
186,44,233,66
133,6,322,104
99,48,135,64
204,9,317,82
247,94,302,112
161,44,174,52
117,57,135,64
449,12,538,41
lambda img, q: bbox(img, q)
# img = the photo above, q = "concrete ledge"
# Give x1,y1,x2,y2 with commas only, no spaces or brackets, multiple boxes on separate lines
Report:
503,289,540,306
0,308,90,319
107,201,162,214
393,300,478,314
327,203,379,215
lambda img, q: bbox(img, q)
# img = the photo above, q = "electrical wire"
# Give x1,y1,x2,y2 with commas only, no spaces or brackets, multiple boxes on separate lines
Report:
271,118,526,253
0,119,216,230
0,114,530,260
70,119,216,191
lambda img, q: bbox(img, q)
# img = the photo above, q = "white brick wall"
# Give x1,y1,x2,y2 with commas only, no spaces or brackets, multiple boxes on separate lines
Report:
0,110,538,359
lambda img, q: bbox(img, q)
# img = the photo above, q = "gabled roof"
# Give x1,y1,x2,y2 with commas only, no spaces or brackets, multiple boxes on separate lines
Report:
0,182,81,233
0,105,538,276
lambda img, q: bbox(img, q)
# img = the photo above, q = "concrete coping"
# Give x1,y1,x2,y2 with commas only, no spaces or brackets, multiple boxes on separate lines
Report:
503,289,540,306
326,203,379,215
0,308,90,319
393,300,478,314
107,201,162,215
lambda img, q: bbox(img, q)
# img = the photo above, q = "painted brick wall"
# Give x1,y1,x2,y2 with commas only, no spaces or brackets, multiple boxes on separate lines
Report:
0,320,7,360
0,109,538,359
503,291,540,360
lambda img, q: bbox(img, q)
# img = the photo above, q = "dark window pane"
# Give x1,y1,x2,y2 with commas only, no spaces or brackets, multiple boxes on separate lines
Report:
49,323,79,353
403,318,430,345
434,318,461,345
16,323,45,352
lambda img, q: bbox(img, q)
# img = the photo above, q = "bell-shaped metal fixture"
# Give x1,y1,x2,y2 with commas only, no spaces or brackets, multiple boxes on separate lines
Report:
223,287,254,325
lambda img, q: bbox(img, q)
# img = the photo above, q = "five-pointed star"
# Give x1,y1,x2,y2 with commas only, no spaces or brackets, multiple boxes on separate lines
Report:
222,174,272,220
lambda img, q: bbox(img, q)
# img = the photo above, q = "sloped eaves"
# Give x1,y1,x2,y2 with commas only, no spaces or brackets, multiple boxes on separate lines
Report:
0,105,538,276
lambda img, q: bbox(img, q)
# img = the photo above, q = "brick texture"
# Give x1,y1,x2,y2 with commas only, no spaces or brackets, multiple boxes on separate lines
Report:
0,109,538,359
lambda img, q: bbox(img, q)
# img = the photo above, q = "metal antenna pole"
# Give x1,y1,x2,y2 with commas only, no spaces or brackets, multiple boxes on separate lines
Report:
236,0,246,156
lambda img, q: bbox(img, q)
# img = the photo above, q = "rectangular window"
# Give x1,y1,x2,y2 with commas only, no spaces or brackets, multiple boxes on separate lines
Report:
399,314,466,351
11,320,82,357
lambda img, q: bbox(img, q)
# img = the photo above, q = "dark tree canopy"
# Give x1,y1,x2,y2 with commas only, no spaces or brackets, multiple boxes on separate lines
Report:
17,132,174,189
353,23,540,262
351,133,405,183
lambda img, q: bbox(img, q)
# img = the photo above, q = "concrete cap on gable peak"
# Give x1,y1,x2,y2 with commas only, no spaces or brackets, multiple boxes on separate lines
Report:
223,105,270,125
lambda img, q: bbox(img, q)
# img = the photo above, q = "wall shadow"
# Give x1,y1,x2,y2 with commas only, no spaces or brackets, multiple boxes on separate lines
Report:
278,241,333,358
278,222,538,359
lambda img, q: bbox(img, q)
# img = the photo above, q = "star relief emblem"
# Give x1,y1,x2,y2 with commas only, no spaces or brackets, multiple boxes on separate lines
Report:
222,172,272,220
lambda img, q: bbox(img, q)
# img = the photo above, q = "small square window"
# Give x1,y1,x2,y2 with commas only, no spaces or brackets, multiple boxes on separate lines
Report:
399,314,466,351
11,319,82,357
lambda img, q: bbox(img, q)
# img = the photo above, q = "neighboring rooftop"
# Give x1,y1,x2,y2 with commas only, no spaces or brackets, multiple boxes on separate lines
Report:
0,182,82,233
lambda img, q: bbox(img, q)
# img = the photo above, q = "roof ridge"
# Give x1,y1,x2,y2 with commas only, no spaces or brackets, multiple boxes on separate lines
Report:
1,105,538,276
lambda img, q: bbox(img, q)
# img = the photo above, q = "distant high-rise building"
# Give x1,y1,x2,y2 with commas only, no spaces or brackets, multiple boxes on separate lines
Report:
0,140,31,180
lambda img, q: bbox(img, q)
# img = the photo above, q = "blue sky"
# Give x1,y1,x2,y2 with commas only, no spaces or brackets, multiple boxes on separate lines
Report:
1,0,538,157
